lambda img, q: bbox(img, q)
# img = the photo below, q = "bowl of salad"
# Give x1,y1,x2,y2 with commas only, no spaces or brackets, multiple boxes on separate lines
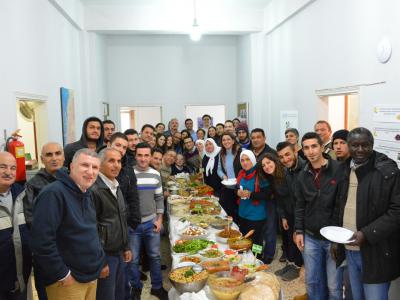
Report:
199,249,224,261
169,265,208,294
172,239,214,255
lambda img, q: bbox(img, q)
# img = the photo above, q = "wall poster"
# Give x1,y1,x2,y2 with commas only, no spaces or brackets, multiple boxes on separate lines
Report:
60,87,76,146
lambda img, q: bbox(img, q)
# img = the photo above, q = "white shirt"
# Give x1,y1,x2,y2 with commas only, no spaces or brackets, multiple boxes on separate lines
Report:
99,173,119,198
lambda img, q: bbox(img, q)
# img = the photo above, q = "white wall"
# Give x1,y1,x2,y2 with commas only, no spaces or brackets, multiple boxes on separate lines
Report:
258,0,400,147
0,0,83,144
105,35,238,131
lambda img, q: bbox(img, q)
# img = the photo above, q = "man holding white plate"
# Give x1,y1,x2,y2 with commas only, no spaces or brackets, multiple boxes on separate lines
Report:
332,127,400,300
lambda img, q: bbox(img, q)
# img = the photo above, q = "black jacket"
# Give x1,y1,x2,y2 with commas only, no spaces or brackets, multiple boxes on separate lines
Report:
63,116,105,168
252,143,277,161
91,177,130,255
118,156,141,230
295,155,341,239
334,152,400,283
23,168,60,228
202,154,222,192
279,158,306,219
31,169,105,285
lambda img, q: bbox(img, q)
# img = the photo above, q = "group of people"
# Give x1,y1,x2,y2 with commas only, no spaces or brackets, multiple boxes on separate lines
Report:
1,114,399,300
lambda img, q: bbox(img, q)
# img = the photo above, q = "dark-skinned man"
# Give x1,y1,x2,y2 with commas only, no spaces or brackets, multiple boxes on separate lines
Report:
332,127,400,300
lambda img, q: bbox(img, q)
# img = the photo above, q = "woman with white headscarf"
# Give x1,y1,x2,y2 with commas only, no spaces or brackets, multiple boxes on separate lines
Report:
202,138,222,196
236,150,271,247
201,138,221,197
195,139,205,159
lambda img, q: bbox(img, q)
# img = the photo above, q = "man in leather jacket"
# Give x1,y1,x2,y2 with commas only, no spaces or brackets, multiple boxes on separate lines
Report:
92,148,132,300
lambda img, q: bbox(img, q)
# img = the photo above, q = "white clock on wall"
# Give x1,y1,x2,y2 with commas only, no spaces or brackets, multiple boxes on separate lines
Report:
376,38,392,64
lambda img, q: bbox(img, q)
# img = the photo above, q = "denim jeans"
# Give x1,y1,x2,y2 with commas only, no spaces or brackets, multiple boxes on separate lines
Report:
128,220,162,290
303,234,343,300
263,200,277,261
346,250,390,300
97,254,126,300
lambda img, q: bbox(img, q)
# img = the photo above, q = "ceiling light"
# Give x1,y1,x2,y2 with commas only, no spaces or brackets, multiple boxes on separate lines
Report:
190,0,202,41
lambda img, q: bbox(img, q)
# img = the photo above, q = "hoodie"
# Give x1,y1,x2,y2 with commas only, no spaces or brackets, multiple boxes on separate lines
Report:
30,169,105,285
63,116,104,168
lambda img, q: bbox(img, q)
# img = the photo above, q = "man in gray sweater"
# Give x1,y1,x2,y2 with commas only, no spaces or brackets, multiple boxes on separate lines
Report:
130,143,167,300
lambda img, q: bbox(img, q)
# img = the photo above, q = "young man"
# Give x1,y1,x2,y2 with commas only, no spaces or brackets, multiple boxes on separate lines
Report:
201,114,212,133
150,148,164,172
0,152,31,300
131,143,167,300
215,123,225,145
64,116,104,168
103,120,116,144
275,142,305,281
172,131,183,154
294,132,343,300
92,148,132,300
24,142,65,300
31,149,108,300
223,120,235,135
236,123,251,149
314,120,336,159
332,129,350,161
140,124,155,144
183,136,200,172
332,127,400,300
184,118,197,141
124,129,140,167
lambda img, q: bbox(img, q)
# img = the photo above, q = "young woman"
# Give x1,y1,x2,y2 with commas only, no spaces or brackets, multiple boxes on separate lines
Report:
217,133,242,223
155,123,165,135
165,135,174,151
257,153,285,264
155,133,166,151
236,150,270,246
202,138,222,196
207,126,217,141
285,128,305,160
181,129,191,140
171,153,191,175
196,128,206,141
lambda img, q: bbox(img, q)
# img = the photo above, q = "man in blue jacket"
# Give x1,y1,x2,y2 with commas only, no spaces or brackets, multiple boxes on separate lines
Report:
31,148,108,300
0,151,31,300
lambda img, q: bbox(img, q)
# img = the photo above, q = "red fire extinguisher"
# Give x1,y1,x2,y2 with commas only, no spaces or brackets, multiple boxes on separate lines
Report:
5,130,26,182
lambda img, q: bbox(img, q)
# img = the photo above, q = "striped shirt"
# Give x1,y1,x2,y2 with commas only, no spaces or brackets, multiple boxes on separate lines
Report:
134,167,164,223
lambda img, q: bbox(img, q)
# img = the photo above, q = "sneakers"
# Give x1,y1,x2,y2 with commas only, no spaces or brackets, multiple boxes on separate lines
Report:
274,264,292,276
151,287,169,300
131,288,142,300
281,265,300,281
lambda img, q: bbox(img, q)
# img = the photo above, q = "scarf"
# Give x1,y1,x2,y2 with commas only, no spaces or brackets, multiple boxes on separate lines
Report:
204,138,221,176
236,166,262,206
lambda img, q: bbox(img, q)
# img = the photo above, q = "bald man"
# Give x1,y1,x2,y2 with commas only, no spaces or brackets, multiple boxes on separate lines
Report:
24,142,65,228
0,152,32,299
23,143,65,300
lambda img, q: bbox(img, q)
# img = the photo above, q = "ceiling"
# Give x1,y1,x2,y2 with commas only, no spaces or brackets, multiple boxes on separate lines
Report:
80,0,273,35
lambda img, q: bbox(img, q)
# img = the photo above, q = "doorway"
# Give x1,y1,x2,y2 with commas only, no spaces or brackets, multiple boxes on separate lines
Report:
120,106,162,132
322,94,359,132
16,98,48,170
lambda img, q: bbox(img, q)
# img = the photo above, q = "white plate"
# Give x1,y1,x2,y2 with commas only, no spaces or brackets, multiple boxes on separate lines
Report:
320,226,355,244
221,179,237,186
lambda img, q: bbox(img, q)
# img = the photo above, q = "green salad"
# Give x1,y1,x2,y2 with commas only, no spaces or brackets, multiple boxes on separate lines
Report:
173,239,213,254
